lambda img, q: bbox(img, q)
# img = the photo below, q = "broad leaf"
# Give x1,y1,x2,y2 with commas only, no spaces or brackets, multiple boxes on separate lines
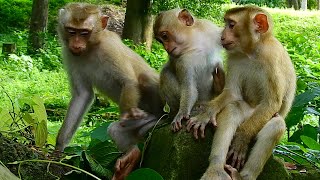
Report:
22,112,34,124
289,124,317,143
126,168,164,180
88,141,121,167
90,122,112,142
301,136,320,150
35,120,48,147
85,152,113,179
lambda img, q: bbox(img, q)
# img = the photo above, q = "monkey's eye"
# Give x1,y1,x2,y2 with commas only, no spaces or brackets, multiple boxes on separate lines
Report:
67,28,76,36
160,32,169,41
80,30,90,36
228,22,235,29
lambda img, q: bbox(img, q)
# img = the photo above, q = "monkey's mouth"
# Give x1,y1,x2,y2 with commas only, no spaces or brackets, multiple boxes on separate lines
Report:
222,43,234,50
169,47,177,54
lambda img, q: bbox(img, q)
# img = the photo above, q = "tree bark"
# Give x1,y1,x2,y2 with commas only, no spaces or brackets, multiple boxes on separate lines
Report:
287,0,293,8
122,0,153,51
301,0,308,10
27,0,49,54
2,43,16,55
292,0,300,10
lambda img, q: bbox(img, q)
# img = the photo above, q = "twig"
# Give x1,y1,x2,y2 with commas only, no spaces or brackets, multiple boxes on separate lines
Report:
8,159,101,180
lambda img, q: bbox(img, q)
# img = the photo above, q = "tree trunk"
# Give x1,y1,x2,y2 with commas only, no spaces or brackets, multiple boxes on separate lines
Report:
317,0,320,10
301,0,308,10
287,0,292,8
293,0,300,10
122,0,153,51
27,0,49,54
2,43,16,56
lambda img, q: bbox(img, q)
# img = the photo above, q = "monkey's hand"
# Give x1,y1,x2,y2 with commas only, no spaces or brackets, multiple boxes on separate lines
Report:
171,111,190,132
186,110,217,139
227,132,250,170
120,108,147,121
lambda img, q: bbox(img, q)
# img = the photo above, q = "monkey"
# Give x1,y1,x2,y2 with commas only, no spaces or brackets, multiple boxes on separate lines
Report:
186,6,296,180
154,8,225,133
56,3,164,180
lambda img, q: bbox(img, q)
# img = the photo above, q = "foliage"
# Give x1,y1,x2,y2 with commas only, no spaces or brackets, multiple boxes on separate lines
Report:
0,94,48,147
234,0,286,8
0,0,32,33
153,0,228,24
123,39,168,71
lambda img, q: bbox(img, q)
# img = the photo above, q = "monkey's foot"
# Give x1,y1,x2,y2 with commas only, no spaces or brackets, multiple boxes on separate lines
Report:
186,112,217,139
120,108,147,121
227,135,249,170
201,167,232,180
112,147,141,180
225,165,242,180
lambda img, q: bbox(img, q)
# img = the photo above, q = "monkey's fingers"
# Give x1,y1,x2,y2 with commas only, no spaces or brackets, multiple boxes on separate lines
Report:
192,123,201,139
210,116,217,127
186,118,196,132
200,123,206,138
230,151,239,169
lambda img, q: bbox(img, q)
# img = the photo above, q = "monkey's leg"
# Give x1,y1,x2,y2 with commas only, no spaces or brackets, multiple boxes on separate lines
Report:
120,82,147,120
108,116,161,180
240,116,285,180
56,92,94,151
201,101,253,180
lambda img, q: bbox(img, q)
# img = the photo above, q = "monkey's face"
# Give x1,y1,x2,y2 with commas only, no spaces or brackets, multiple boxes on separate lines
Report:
221,18,240,51
65,27,92,56
156,31,182,57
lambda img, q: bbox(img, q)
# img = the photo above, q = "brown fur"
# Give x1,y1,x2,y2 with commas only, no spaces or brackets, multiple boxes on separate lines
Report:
154,9,225,132
188,6,296,180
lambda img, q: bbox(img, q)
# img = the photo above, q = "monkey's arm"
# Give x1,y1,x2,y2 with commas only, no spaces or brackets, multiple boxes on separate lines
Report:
172,69,198,131
56,76,94,151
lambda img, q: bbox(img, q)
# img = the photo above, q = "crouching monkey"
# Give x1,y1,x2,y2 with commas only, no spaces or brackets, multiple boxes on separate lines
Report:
154,9,225,134
187,6,296,180
56,3,164,180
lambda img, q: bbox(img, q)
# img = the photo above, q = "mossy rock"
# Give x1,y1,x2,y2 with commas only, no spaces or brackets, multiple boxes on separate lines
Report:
142,124,319,180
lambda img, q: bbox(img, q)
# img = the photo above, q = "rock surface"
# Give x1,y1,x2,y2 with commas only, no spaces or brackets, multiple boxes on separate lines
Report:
142,124,320,180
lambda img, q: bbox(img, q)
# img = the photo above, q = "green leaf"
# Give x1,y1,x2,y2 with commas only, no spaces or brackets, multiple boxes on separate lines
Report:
285,106,305,129
289,124,317,144
88,141,121,167
85,152,113,179
292,87,320,107
163,103,170,114
35,120,48,147
126,168,164,180
90,122,112,142
301,135,320,151
22,112,34,124
32,96,47,123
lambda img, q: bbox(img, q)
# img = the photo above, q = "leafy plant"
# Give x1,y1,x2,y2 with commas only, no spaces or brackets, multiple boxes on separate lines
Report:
0,94,48,147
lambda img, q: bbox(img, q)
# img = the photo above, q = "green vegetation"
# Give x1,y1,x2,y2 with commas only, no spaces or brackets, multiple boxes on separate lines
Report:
0,0,319,179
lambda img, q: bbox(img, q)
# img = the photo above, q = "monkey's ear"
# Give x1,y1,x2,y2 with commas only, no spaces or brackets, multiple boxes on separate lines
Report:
254,13,269,33
101,15,109,29
59,9,65,16
178,9,194,26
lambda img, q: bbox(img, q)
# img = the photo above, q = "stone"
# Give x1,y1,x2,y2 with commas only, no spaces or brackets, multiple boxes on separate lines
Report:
141,124,313,180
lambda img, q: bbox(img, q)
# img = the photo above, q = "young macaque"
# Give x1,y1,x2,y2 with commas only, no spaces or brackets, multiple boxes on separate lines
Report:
56,3,164,180
187,6,296,180
154,8,225,133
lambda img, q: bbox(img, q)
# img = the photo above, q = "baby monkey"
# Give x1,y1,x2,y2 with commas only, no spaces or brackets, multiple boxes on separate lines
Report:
154,9,225,133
